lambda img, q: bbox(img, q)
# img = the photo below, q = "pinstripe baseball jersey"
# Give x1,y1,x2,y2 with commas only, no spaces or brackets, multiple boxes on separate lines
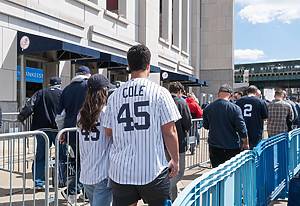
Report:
102,78,181,185
78,107,111,185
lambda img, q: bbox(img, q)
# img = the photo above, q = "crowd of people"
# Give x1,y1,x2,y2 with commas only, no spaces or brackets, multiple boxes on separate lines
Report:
14,43,300,205
203,84,300,168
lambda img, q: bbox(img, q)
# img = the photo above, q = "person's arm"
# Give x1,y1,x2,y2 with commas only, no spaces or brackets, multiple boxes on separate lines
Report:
292,104,298,121
203,109,209,129
261,101,268,120
102,97,113,139
287,105,294,125
234,106,249,149
18,91,40,122
162,122,179,178
159,88,182,177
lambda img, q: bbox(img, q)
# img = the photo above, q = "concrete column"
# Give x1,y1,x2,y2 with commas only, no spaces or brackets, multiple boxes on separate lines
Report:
168,0,173,47
19,55,26,108
138,0,160,65
59,61,71,88
161,0,169,40
199,0,234,98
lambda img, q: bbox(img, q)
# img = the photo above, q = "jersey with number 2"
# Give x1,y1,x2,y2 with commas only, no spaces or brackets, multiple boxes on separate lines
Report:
102,78,181,185
236,96,268,148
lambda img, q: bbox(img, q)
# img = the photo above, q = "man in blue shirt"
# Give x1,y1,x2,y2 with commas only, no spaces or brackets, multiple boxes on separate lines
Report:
203,84,249,168
236,85,268,149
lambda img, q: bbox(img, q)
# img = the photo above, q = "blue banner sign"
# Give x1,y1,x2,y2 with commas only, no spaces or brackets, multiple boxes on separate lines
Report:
17,66,44,83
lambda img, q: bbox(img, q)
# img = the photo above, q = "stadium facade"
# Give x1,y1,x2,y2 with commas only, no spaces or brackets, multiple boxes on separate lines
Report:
0,0,234,111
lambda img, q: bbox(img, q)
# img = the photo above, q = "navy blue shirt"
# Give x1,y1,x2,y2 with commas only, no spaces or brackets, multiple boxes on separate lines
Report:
203,99,247,149
236,96,268,148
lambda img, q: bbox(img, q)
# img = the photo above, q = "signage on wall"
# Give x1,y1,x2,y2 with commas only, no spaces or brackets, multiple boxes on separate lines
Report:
20,36,30,50
16,66,44,84
162,72,169,80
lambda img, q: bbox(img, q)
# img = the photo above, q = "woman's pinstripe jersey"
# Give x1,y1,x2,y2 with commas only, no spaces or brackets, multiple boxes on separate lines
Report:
102,78,181,185
78,107,112,185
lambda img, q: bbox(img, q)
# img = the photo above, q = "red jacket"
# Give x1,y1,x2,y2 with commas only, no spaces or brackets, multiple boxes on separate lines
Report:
186,97,203,118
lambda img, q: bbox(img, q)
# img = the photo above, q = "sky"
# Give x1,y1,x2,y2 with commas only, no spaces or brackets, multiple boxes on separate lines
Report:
234,0,300,64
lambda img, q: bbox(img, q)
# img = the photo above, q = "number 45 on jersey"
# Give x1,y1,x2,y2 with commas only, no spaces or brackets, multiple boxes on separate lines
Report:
117,101,150,131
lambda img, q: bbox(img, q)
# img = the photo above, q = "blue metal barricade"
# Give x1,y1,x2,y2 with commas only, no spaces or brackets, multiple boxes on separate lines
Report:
288,129,300,179
174,150,256,206
253,133,288,205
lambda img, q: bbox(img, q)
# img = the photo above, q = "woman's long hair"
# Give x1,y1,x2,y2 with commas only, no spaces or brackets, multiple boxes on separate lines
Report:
77,88,107,131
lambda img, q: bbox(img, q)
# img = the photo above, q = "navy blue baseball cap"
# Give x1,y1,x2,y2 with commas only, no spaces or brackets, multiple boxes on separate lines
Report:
88,74,115,91
76,66,91,75
49,77,61,86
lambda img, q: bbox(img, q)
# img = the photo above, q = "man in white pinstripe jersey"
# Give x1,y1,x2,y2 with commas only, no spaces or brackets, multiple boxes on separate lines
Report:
103,44,181,206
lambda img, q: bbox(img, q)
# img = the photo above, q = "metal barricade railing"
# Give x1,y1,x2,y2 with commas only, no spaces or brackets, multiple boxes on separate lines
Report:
1,112,33,133
174,150,257,206
288,129,300,179
185,118,210,169
0,118,35,173
54,127,82,206
175,129,300,206
0,131,50,206
254,133,289,205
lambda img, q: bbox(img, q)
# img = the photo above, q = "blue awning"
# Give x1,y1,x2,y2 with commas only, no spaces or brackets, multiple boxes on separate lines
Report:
160,70,207,86
17,32,100,59
74,54,160,73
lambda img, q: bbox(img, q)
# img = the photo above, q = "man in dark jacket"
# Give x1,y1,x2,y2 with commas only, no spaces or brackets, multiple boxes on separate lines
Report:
18,77,62,189
168,81,192,201
203,84,249,168
57,66,91,203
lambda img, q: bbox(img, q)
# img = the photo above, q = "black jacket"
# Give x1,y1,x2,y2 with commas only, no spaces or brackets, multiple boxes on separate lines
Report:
203,99,248,149
18,86,62,130
172,95,192,153
58,75,88,128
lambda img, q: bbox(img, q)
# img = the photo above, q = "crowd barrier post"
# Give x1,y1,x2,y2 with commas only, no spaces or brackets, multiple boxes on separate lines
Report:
185,118,211,170
0,131,50,206
174,150,256,206
253,133,289,205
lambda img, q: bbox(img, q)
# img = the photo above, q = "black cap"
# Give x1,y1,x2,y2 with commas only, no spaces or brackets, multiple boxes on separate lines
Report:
88,74,114,91
49,77,61,86
76,66,91,75
218,84,233,94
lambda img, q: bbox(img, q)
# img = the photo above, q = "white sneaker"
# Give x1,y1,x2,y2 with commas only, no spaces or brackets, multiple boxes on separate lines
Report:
61,190,77,205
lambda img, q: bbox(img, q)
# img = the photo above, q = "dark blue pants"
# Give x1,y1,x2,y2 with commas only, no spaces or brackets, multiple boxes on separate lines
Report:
32,131,66,187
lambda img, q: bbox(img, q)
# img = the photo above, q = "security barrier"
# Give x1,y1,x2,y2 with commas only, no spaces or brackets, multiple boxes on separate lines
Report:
185,119,210,169
54,127,81,206
0,131,50,206
174,150,256,206
174,130,300,206
288,129,300,179
254,133,288,205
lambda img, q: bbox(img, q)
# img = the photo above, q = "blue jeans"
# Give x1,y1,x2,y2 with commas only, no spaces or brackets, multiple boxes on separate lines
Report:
32,131,66,187
83,179,112,206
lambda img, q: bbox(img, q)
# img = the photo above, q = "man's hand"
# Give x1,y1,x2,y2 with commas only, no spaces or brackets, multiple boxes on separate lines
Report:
168,159,179,178
241,137,250,150
59,134,66,144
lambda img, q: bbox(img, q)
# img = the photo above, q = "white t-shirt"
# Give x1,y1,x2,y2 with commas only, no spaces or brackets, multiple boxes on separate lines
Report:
78,107,111,185
102,78,181,185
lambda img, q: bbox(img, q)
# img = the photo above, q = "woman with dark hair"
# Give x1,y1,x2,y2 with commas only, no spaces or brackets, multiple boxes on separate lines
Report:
77,74,112,206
